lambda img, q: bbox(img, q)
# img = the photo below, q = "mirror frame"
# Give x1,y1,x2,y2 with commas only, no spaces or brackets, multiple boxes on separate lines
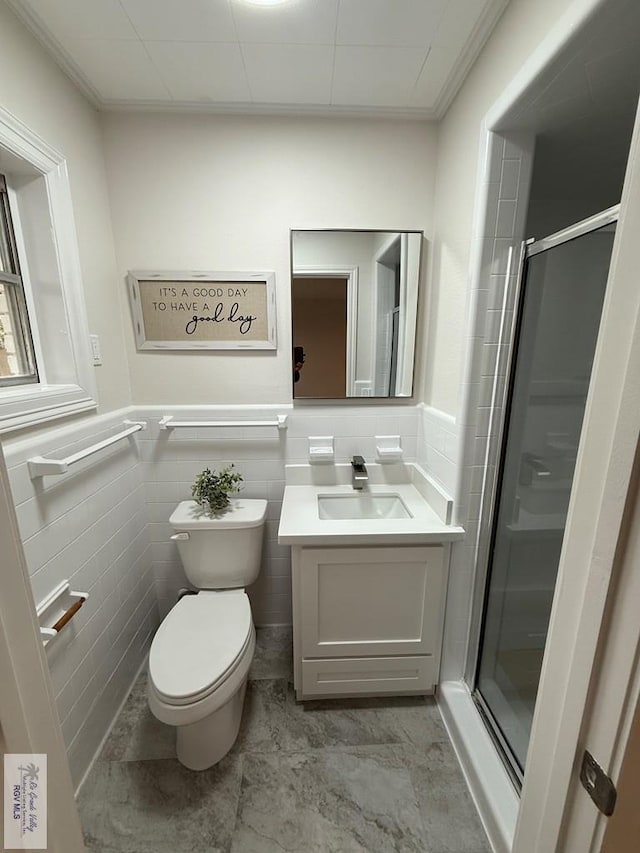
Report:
290,228,423,401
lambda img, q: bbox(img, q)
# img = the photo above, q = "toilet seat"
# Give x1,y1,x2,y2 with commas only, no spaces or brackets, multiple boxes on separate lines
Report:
149,590,252,706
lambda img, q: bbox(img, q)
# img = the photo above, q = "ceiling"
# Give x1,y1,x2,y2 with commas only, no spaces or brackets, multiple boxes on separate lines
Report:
7,0,509,118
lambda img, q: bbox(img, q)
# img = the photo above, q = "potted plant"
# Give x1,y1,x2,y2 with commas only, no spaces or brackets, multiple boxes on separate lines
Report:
191,464,243,515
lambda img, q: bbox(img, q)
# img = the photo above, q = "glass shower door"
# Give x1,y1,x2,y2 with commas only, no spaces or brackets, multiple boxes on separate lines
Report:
474,211,617,780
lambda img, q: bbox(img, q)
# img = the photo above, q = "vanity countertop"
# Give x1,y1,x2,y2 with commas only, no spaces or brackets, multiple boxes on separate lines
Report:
278,482,465,546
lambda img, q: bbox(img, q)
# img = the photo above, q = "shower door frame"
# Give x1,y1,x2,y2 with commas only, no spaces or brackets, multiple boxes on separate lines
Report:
468,204,621,784
513,104,640,846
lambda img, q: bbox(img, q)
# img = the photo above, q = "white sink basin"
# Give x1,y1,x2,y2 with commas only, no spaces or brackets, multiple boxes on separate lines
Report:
318,493,412,520
278,476,465,546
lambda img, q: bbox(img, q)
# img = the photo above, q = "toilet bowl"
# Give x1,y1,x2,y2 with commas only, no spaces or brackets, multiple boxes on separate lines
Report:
147,499,266,770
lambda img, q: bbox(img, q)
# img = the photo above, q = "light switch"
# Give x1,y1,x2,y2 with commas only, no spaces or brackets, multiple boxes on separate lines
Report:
90,334,102,366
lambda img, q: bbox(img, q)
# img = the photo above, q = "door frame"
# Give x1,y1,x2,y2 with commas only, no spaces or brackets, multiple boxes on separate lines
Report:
292,265,358,396
561,451,640,851
373,234,402,397
0,440,85,851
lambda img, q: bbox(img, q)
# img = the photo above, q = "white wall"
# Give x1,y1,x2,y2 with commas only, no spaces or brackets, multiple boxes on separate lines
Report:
0,2,131,415
424,0,577,417
0,2,148,790
417,405,458,498
5,411,157,788
101,112,437,405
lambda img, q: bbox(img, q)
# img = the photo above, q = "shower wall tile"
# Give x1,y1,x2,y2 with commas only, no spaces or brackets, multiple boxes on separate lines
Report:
440,131,536,681
500,158,520,200
4,409,158,789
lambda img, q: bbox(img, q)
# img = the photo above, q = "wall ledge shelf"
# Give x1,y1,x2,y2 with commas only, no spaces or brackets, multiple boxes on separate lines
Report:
308,435,335,463
376,435,403,462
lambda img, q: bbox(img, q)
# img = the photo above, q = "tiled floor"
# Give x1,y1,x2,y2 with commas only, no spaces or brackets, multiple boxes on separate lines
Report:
78,627,491,853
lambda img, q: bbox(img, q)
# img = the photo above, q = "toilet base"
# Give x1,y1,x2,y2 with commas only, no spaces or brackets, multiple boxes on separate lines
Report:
176,678,248,771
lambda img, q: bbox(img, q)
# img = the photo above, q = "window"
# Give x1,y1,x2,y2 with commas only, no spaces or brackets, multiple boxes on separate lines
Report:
0,175,37,386
0,106,96,432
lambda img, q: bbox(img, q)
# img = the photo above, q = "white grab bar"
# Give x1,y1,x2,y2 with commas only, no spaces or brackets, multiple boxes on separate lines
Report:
159,414,288,430
28,420,147,478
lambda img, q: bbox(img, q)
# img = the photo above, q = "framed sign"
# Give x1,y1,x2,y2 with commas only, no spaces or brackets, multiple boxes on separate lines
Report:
127,270,277,350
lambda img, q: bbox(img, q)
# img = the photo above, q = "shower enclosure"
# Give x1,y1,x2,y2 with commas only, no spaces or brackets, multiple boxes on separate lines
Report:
473,206,618,782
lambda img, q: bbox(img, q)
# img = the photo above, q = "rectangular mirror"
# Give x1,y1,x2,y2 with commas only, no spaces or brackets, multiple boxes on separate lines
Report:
291,229,423,399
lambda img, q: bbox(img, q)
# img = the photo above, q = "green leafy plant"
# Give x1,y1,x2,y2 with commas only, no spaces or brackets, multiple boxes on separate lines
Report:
191,465,243,515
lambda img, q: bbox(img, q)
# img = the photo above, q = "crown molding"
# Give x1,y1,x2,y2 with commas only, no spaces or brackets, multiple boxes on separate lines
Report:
6,0,102,108
98,99,437,121
433,0,511,119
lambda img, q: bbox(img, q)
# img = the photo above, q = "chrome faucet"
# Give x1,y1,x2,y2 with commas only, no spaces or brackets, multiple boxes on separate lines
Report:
351,455,368,490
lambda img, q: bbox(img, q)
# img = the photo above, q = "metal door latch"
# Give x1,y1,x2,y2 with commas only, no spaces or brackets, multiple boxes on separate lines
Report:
580,750,617,816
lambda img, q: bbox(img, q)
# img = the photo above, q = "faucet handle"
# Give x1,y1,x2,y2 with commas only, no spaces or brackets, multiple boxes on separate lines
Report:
352,455,366,468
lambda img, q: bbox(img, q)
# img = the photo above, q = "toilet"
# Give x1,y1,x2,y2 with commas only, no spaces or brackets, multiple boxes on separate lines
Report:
147,498,267,771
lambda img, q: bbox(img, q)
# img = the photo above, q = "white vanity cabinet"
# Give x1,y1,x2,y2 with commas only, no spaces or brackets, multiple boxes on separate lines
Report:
291,544,449,700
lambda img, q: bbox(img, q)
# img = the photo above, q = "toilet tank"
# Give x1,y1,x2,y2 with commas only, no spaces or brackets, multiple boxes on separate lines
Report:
169,499,267,589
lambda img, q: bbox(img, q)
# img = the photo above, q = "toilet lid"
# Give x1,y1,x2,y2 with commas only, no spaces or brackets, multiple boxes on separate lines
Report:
170,499,267,530
149,591,252,705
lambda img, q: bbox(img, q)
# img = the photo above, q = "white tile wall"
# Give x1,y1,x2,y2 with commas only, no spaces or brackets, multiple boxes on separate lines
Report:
137,403,419,626
440,130,536,682
4,410,157,788
416,404,458,498
136,405,290,626
5,400,422,785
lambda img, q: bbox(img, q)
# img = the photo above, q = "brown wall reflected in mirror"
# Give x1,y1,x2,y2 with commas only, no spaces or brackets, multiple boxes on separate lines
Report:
292,277,347,398
291,229,423,399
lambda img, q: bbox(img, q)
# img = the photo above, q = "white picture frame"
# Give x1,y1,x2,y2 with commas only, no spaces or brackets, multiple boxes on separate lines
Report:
127,270,277,351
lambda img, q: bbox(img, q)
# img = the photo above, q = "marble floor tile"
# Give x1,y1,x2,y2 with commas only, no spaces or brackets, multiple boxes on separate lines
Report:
234,678,291,754
236,679,448,755
339,742,492,853
79,644,488,853
249,625,293,681
404,741,492,853
231,749,428,853
291,690,449,750
100,672,175,762
79,754,243,853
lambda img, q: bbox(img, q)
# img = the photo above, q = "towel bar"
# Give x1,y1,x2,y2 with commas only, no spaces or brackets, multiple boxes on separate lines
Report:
28,420,147,477
159,414,288,430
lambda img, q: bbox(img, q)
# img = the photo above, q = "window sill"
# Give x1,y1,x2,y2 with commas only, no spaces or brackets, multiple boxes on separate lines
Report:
0,384,97,434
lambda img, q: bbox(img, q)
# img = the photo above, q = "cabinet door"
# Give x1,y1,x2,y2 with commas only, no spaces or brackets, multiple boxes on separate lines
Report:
298,546,445,658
